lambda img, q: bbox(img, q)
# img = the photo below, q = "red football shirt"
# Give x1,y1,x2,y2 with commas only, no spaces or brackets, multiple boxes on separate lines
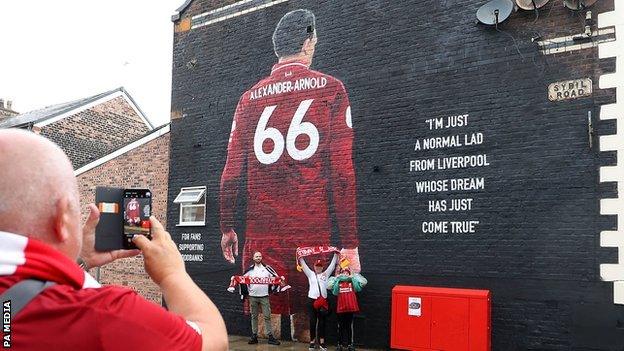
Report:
125,198,140,223
0,276,202,351
220,60,358,248
337,281,359,313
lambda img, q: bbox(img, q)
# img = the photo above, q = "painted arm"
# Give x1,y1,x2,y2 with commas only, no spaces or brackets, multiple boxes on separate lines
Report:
329,83,361,272
219,96,247,264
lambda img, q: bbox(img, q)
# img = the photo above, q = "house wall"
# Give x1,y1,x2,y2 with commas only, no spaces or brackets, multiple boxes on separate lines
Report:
77,133,170,304
168,1,622,349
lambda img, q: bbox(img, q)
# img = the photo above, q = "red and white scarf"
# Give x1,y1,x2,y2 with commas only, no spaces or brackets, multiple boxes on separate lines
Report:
295,245,340,270
227,275,291,292
0,231,100,289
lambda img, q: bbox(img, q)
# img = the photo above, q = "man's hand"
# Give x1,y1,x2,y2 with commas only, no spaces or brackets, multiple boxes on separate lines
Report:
221,229,238,264
80,204,140,269
132,216,186,286
340,247,361,273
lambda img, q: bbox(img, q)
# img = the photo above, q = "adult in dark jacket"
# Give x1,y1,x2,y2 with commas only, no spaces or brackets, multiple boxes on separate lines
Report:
239,251,283,345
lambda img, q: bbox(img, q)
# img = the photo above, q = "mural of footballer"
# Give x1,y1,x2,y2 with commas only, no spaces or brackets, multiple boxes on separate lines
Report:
125,197,141,226
219,8,360,332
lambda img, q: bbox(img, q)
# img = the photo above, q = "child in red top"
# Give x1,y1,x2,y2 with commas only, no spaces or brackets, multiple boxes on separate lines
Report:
329,268,367,351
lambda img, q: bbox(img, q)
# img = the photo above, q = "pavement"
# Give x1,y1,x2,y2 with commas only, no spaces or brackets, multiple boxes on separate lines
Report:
228,335,380,351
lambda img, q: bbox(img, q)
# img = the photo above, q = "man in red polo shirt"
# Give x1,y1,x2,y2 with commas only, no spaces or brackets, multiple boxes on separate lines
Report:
219,8,361,338
0,129,228,351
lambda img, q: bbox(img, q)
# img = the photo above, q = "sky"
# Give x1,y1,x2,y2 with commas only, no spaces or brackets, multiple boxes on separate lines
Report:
0,0,183,127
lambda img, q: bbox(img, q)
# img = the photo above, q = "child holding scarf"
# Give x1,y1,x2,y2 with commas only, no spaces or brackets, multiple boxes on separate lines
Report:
328,267,367,351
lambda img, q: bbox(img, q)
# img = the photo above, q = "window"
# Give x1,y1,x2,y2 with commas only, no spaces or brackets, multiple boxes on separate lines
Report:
174,186,206,226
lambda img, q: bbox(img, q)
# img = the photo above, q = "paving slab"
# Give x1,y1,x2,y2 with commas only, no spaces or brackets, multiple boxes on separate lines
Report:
228,335,381,351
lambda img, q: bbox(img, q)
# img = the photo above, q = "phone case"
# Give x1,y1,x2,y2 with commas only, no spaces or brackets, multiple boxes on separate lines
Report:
95,187,124,251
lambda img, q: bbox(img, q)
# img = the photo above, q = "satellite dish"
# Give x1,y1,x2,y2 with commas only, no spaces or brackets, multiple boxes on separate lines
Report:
564,0,598,10
477,0,515,25
516,0,550,10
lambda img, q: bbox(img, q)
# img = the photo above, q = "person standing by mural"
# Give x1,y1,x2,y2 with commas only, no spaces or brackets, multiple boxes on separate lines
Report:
299,252,339,350
240,252,282,345
328,267,367,351
219,8,361,337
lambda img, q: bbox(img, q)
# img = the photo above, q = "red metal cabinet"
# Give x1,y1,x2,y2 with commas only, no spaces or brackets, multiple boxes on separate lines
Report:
391,285,491,351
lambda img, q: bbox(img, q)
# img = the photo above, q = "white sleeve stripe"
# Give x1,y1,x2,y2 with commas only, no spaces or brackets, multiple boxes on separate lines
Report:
346,106,352,129
228,120,236,143
186,320,202,335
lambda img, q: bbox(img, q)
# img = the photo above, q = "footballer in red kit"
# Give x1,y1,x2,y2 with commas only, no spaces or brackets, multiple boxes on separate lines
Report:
219,9,361,320
125,198,141,225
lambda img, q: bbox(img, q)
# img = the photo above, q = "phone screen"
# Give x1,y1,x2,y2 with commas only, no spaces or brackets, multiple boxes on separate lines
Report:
122,189,152,249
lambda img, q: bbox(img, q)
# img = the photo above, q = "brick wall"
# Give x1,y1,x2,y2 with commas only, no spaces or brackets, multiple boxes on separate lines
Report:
77,132,170,303
41,96,150,169
169,1,622,349
90,96,145,124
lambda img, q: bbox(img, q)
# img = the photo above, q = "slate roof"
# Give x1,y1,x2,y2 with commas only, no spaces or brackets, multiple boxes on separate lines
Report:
1,87,158,170
0,87,153,129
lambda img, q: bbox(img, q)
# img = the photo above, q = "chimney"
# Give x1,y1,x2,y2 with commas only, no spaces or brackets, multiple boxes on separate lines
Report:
6,101,12,110
0,99,4,109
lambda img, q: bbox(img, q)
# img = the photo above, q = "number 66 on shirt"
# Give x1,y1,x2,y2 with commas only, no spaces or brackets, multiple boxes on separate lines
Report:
254,99,319,164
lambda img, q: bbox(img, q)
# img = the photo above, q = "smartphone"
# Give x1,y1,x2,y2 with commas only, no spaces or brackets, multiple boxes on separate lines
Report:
122,188,152,249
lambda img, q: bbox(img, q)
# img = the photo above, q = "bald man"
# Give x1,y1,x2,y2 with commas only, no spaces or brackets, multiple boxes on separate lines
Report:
0,129,228,351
